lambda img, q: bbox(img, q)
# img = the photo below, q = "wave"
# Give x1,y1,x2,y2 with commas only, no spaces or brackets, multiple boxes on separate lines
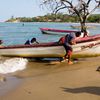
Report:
0,57,28,74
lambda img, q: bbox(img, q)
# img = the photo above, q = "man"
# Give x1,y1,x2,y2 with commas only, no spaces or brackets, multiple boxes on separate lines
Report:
0,40,3,47
30,38,39,44
58,31,81,64
25,37,39,45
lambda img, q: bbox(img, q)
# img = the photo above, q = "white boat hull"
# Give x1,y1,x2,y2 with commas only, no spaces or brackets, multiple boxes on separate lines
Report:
0,39,100,58
0,45,66,57
41,30,67,35
73,41,100,57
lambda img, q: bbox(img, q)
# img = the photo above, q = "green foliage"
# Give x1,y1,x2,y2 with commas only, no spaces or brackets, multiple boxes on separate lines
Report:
6,13,100,23
87,14,100,23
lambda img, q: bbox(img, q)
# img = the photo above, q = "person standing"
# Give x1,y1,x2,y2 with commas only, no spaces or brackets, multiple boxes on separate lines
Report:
58,32,81,64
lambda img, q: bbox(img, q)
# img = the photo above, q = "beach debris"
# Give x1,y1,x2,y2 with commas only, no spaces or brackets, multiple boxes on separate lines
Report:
24,89,32,94
96,66,100,71
0,76,6,82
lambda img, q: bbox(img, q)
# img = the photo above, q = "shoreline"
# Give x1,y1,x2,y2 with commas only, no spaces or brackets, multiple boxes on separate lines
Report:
0,56,100,100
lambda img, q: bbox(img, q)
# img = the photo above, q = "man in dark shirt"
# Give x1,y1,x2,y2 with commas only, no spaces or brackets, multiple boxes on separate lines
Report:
59,31,81,64
0,40,3,47
25,37,39,45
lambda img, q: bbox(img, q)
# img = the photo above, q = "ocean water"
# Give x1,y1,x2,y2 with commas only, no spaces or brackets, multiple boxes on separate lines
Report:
0,57,28,74
0,22,100,46
0,22,100,74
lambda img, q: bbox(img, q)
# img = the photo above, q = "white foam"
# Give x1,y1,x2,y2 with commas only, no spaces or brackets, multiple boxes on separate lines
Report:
0,58,28,74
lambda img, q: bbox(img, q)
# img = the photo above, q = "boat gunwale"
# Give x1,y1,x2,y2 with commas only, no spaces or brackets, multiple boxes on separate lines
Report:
40,28,78,33
0,42,61,49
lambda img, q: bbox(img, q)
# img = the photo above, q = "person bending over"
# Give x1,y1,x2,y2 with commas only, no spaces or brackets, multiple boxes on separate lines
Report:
58,32,81,64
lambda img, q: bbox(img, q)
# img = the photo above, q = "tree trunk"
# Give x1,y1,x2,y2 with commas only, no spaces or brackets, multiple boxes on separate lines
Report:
80,16,87,32
80,22,86,32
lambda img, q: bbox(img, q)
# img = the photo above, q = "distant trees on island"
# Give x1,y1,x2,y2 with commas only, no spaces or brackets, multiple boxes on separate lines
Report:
6,13,100,23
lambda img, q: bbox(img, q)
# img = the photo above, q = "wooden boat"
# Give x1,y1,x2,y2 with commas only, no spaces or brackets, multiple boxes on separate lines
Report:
73,34,100,57
40,28,78,35
70,25,96,29
0,34,100,58
0,42,65,58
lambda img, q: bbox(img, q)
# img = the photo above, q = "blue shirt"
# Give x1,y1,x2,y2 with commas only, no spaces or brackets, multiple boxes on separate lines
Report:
64,33,76,46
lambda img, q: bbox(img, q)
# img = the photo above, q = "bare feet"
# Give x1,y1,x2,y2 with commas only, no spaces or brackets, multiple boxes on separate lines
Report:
68,61,73,64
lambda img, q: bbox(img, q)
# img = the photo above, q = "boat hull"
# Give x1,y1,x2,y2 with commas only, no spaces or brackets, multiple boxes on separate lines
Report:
73,40,100,57
40,28,78,35
1,33,100,58
0,44,66,58
0,39,100,58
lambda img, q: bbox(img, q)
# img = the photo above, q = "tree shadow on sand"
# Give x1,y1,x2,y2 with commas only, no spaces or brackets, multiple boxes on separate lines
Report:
61,86,100,96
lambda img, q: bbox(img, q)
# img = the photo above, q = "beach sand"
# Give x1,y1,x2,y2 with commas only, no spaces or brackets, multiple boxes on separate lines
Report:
0,57,100,100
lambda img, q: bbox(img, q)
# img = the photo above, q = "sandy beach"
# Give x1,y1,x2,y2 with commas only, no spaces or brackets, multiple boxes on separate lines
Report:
0,56,100,100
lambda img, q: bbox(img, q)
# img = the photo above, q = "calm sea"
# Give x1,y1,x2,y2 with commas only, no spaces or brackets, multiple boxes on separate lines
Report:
0,22,100,46
0,22,100,74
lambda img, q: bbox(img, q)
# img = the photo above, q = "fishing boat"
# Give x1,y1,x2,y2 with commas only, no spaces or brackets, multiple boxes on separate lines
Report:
73,34,100,57
0,42,65,58
40,28,78,35
0,34,100,58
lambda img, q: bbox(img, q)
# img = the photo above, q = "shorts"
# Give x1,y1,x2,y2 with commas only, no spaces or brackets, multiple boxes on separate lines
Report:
63,44,72,56
63,44,72,52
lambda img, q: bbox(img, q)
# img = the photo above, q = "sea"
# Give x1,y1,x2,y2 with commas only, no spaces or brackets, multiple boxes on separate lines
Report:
0,22,100,74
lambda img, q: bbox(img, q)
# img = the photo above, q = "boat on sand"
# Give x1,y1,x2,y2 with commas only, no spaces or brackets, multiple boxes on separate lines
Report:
0,34,100,58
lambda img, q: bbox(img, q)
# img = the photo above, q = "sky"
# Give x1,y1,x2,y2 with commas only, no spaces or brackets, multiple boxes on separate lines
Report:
0,0,48,22
0,0,99,22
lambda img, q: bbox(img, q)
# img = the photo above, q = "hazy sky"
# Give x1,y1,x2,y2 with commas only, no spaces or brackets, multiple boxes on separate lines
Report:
0,0,99,22
0,0,48,22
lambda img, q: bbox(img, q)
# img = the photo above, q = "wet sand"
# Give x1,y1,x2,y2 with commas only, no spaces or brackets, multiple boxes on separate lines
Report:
0,57,100,100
